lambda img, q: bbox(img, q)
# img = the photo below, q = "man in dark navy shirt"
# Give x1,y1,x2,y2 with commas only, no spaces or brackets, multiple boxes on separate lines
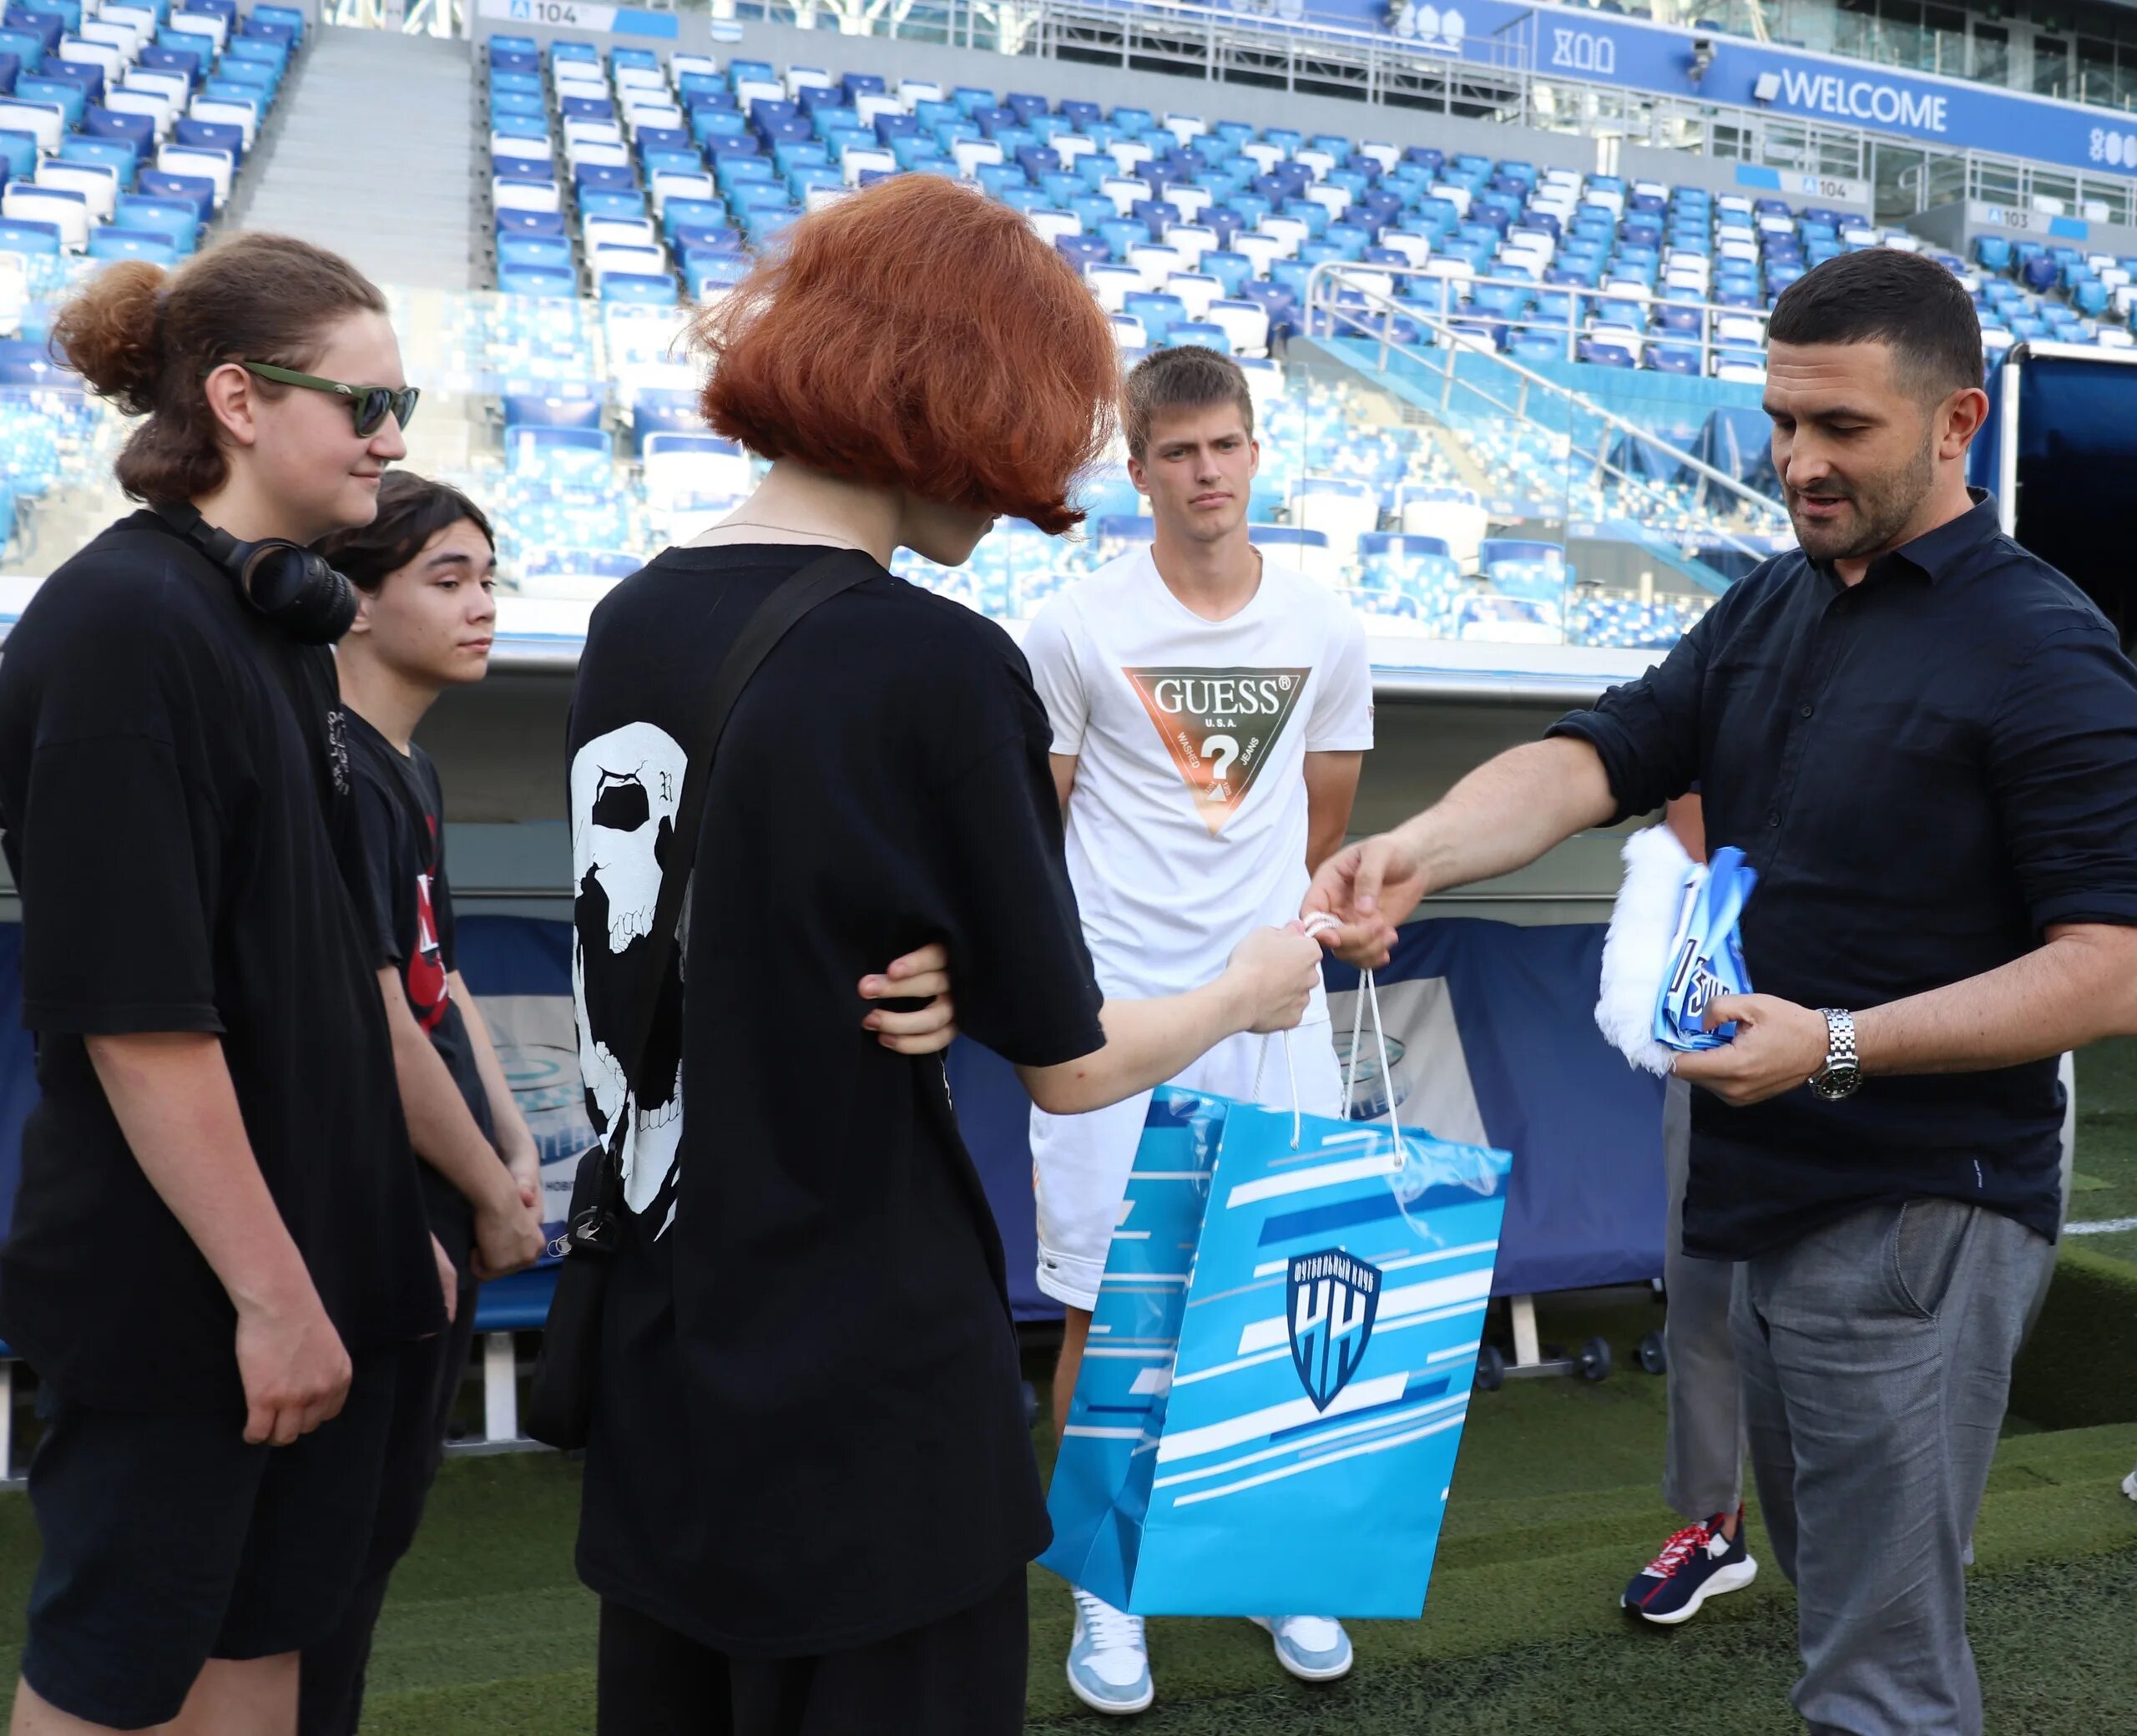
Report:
1306,249,2137,1735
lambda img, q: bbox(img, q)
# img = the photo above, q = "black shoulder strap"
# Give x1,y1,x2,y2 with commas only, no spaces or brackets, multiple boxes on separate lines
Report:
607,546,879,1123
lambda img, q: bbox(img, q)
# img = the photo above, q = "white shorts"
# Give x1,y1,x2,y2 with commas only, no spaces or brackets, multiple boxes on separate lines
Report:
1032,1019,1345,1313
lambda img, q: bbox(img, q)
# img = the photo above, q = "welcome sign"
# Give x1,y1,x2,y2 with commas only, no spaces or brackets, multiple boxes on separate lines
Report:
1225,0,2137,182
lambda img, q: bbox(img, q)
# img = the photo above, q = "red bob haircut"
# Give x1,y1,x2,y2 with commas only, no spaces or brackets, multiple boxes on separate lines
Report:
694,176,1118,535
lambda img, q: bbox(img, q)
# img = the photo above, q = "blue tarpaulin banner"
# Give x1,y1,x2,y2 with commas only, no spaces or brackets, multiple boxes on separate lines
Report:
0,915,1668,1309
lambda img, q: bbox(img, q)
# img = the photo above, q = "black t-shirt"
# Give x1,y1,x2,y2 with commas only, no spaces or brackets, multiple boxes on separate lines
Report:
0,512,442,1411
567,544,1105,1656
344,710,498,1272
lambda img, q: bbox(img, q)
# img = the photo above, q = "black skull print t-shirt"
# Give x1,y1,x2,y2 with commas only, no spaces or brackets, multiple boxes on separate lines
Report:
565,543,1105,1655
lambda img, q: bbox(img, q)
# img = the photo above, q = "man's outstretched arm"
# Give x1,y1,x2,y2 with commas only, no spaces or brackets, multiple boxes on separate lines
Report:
1303,736,1619,966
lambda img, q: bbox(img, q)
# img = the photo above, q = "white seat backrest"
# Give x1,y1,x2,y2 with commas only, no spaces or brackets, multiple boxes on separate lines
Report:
126,68,188,106
841,148,895,186
952,139,1003,174
1240,142,1283,173
616,67,668,94
1109,312,1147,349
0,101,63,154
1165,184,1211,220
38,160,115,219
554,73,607,102
493,178,561,213
1719,239,1759,262
1303,185,1349,219
168,10,227,48
897,79,942,106
1294,149,1335,180
735,78,785,109
1028,209,1079,244
1424,258,1474,280
4,184,88,247
1087,264,1142,312
1581,189,1624,218
1233,232,1283,272
1107,140,1153,174
1715,361,1767,383
1164,222,1215,266
2097,326,2134,347
491,134,552,162
1053,134,1095,163
1358,142,1398,172
1631,179,1667,200
1165,271,1221,318
593,245,666,280
159,144,231,201
1718,314,1765,343
1428,181,1472,216
670,55,720,79
785,66,833,95
191,98,257,144
1100,176,1148,218
803,184,849,215
1207,298,1271,360
651,171,715,211
1379,231,1429,265
1126,242,1180,290
854,92,903,126
584,215,657,249
107,89,172,134
60,38,124,77
566,119,624,150
626,104,685,135
1260,214,1308,250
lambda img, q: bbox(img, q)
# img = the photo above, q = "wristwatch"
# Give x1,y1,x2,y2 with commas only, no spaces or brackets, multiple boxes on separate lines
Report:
1807,1008,1862,1101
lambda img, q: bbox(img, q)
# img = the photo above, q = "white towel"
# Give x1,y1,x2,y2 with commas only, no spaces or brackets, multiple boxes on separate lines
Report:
1595,824,1692,1077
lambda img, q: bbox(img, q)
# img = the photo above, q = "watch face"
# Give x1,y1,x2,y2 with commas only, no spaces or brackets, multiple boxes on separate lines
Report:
1811,1065,1862,1101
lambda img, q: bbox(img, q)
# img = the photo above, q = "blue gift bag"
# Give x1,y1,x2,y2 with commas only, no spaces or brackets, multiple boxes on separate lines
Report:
1044,1009,1512,1617
1041,1085,1231,1612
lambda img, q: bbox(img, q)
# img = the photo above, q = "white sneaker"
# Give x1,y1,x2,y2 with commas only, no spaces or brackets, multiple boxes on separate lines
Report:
2121,1466,2137,1501
1250,1613,1354,1682
1067,1587,1154,1715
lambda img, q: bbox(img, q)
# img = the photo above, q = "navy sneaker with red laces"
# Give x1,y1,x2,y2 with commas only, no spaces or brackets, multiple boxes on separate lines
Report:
1620,1507,1758,1625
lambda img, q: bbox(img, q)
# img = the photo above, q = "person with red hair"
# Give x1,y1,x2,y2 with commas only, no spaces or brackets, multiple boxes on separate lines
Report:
564,176,1325,1735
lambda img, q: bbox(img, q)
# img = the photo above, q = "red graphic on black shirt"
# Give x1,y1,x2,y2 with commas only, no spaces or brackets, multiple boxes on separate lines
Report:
406,815,451,1033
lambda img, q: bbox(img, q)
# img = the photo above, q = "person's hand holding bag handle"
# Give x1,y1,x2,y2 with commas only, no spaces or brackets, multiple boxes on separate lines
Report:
1015,924,1324,1117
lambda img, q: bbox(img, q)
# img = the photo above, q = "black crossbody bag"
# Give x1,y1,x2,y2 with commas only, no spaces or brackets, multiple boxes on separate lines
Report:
524,548,877,1451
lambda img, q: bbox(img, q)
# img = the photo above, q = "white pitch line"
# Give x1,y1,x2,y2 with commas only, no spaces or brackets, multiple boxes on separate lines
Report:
2065,1216,2137,1236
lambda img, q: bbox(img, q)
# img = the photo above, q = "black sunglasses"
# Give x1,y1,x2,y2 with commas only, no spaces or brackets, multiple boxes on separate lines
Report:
235,361,420,437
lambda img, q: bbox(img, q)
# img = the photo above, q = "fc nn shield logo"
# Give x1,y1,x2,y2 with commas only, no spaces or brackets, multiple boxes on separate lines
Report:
1286,1249,1383,1411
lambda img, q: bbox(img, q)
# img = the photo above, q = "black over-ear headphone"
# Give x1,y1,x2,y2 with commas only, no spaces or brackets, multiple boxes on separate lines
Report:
153,501,360,646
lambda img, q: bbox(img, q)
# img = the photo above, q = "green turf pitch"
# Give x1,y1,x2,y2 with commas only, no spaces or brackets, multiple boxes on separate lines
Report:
5,1035,2137,1733
2069,1038,2137,1268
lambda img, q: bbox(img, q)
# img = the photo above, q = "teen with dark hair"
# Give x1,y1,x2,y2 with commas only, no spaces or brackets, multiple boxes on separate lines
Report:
1308,245,2137,1733
1024,346,1372,1713
0,234,436,1736
567,176,1324,1735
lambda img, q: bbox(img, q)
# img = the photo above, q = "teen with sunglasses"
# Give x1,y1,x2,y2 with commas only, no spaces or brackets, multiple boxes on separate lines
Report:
0,234,436,1736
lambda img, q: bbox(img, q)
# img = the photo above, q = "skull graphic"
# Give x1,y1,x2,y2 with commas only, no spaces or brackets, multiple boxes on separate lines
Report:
569,721,690,1224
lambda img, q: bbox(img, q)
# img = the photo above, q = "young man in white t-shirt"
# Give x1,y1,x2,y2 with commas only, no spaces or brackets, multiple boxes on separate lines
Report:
1023,346,1374,1716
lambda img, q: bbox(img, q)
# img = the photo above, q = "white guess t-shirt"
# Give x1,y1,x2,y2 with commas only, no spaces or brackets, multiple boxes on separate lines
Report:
1023,547,1374,1003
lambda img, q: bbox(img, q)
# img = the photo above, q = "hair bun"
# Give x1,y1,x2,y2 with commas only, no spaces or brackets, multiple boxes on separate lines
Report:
50,260,167,414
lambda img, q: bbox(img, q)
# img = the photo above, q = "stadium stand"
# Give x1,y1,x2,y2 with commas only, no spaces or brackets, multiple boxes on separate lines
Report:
0,0,296,559
60,23,2137,651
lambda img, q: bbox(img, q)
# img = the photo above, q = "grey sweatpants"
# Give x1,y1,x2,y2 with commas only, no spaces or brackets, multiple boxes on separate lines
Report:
1660,1076,1744,1522
1660,1054,2076,1524
1733,1198,2055,1735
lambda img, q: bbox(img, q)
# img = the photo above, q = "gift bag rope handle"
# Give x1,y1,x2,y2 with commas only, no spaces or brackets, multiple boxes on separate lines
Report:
1249,915,1403,1158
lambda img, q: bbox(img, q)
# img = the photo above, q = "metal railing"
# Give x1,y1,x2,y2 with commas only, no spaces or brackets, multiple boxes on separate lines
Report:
1308,262,1773,377
1303,258,1792,569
